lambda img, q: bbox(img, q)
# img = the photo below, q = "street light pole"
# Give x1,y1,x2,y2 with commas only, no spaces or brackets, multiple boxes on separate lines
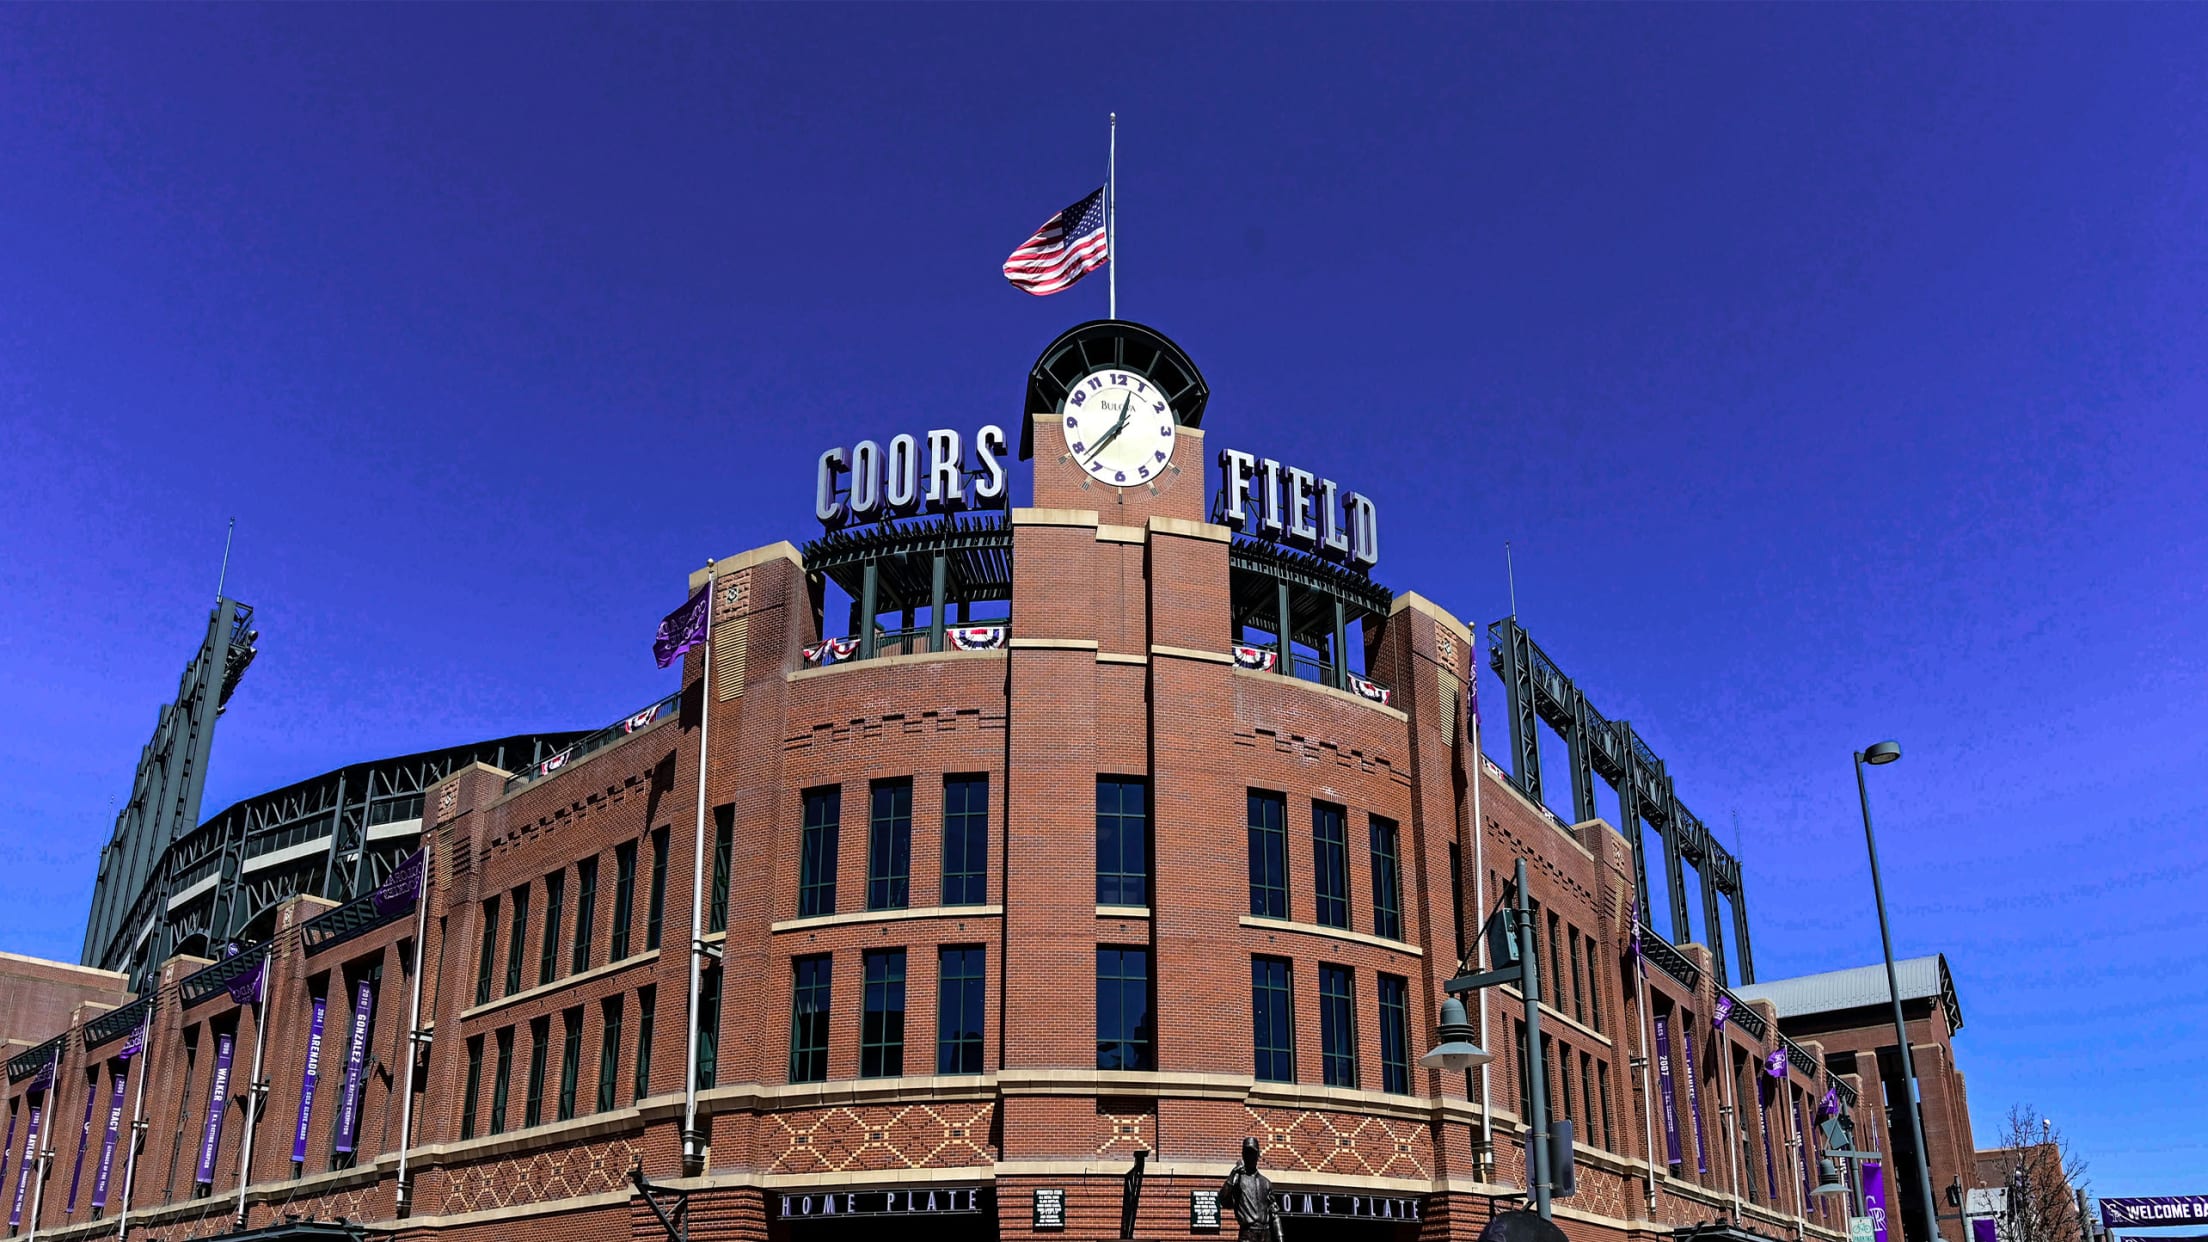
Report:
1854,742,1941,1242
1516,857,1552,1221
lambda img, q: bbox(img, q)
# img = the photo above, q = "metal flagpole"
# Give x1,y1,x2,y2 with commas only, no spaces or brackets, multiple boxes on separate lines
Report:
115,1030,149,1241
1720,1032,1745,1222
1633,927,1660,1211
394,850,433,1217
682,560,717,1173
1469,668,1492,1179
1108,113,1117,320
26,1049,59,1239
215,519,235,601
232,975,269,1229
1788,1086,1810,1237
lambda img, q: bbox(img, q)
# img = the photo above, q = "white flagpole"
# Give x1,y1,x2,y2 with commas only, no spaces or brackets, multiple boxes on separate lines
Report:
394,849,432,1218
25,1049,59,1239
1108,112,1117,320
682,561,717,1172
1469,666,1491,1179
1635,930,1661,1211
232,972,269,1229
115,1030,149,1241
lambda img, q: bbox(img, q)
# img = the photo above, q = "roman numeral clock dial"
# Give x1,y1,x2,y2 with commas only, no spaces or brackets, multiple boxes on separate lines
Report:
1059,370,1179,491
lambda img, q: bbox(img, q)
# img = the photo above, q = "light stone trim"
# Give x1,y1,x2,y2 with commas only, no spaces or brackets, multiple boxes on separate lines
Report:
786,647,1007,683
1149,644,1231,665
1230,666,1411,722
1148,515,1233,542
1095,904,1151,919
689,541,803,591
770,904,1003,934
1239,914,1423,958
1389,590,1474,647
699,1074,1000,1112
1008,637,1100,651
1010,506,1100,528
1096,652,1148,666
1097,523,1146,543
389,1188,635,1231
459,949,660,1022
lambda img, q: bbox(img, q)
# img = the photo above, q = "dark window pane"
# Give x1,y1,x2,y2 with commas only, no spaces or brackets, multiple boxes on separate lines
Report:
860,949,906,1078
936,946,985,1075
525,1017,549,1128
633,985,655,1102
1252,956,1294,1082
710,804,734,934
474,898,500,1006
1378,973,1410,1094
1247,792,1288,919
866,781,912,911
611,842,638,960
557,1008,582,1121
1096,779,1150,907
645,826,670,951
540,869,566,986
695,966,722,1089
790,955,833,1083
800,788,841,918
1320,964,1357,1088
597,996,623,1114
1096,947,1154,1071
504,886,529,997
572,856,598,975
942,776,989,906
460,1036,484,1140
1369,816,1402,941
1313,804,1350,930
489,1028,513,1135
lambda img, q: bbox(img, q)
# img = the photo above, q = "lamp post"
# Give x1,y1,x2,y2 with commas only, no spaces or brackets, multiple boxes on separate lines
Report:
1853,740,1940,1242
1434,857,1553,1219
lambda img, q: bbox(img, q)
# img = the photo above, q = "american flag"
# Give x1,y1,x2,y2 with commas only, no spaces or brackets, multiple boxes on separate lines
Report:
1004,186,1108,295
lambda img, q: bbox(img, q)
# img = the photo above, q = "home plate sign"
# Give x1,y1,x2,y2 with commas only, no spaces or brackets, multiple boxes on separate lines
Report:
2102,1198,2208,1229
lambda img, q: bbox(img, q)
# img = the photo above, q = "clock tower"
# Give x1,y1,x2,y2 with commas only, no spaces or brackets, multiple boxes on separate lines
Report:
1021,319,1211,525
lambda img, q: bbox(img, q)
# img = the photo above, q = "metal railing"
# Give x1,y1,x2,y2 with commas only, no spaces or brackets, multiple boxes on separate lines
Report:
1639,927,1703,991
503,690,682,793
815,619,1014,663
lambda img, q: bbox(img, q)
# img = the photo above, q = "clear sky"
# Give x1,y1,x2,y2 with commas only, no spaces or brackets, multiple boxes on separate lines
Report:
2,2,2201,1199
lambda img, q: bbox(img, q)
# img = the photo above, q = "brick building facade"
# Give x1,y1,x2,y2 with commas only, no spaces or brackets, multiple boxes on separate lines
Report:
9,324,1858,1242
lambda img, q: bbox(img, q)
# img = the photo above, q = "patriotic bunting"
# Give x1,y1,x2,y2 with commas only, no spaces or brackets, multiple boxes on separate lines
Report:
802,637,863,664
948,626,1007,651
621,704,662,734
1231,645,1277,671
1347,674,1392,705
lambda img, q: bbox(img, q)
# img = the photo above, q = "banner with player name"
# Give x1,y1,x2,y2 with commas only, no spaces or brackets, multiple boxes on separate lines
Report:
65,1068,97,1212
89,1069,127,1209
334,980,374,1155
292,995,327,1163
8,1095,40,1228
1682,1022,1708,1173
193,1031,235,1185
1654,1014,1683,1166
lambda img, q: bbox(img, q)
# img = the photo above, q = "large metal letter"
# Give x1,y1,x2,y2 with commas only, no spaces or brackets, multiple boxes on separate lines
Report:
972,426,1009,506
926,429,965,510
1285,467,1318,546
815,447,848,525
1217,449,1258,528
1346,492,1380,567
849,440,882,519
884,433,920,512
1318,478,1351,556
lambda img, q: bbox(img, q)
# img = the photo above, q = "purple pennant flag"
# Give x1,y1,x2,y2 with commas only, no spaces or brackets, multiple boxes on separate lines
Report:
227,958,265,1006
66,1068,97,1213
371,850,425,918
118,1024,145,1061
652,583,711,668
334,980,374,1155
1863,1159,1889,1242
292,995,327,1163
194,1031,235,1185
1714,995,1733,1029
1653,1014,1684,1166
1766,1048,1790,1079
1822,1087,1841,1118
90,1069,126,1210
1682,1022,1709,1174
9,1096,41,1229
27,1057,54,1093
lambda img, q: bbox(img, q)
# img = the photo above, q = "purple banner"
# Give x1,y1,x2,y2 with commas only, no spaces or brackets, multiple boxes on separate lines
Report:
65,1069,96,1213
371,850,425,917
1714,995,1734,1029
1653,1013,1684,1166
194,1031,235,1185
1972,1220,1998,1242
26,1058,54,1093
2103,1199,2208,1229
90,1069,127,1210
227,958,265,1006
1682,1022,1709,1174
1759,1077,1778,1204
1766,1048,1789,1079
1863,1159,1890,1242
0,1106,15,1199
118,1025,145,1061
9,1097,42,1229
334,980,374,1155
1797,1092,1814,1208
653,582,711,668
292,995,327,1163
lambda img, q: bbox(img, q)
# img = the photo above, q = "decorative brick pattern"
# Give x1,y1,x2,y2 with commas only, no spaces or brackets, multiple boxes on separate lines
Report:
765,1103,995,1173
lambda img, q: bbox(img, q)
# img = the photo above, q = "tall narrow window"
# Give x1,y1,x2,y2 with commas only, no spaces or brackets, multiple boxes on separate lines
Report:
633,986,656,1102
799,788,841,918
610,841,638,960
1369,815,1403,941
1095,778,1150,907
474,897,500,1006
597,996,623,1114
1247,791,1288,919
1569,929,1586,1025
557,1007,582,1121
790,955,832,1083
645,826,670,951
504,885,529,997
1319,964,1357,1087
695,966,722,1089
1598,1059,1615,1152
540,869,566,986
1581,1052,1598,1152
572,856,598,975
1313,803,1350,930
1378,973,1411,1094
459,1036,484,1140
524,1016,550,1128
941,776,989,906
1586,950,1603,1034
860,949,906,1078
1096,947,1154,1071
1251,956,1294,1083
936,946,984,1075
1546,912,1563,1015
489,1027,513,1136
866,780,912,911
709,804,734,934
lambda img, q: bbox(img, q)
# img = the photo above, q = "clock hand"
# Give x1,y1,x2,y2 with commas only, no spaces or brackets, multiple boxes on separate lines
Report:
1083,393,1136,463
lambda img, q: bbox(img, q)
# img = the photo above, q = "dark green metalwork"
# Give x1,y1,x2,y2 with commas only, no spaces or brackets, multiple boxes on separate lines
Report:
1020,319,1209,460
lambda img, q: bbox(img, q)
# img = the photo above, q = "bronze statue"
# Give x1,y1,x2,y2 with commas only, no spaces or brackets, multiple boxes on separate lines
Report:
1219,1138,1284,1242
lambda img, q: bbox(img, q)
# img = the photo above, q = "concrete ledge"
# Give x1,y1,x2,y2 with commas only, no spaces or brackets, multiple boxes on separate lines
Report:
787,647,1007,683
1008,637,1099,651
1150,644,1231,664
690,541,803,591
1229,666,1411,722
1010,507,1099,528
1148,515,1233,542
459,949,660,1022
1097,523,1146,543
1240,915,1423,958
1095,904,1151,919
1388,590,1473,647
771,904,1002,934
1095,652,1147,666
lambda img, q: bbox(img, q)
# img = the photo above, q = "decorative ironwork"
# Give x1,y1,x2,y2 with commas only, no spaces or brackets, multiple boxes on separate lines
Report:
1781,1033,1821,1080
85,997,154,1051
1638,928,1702,992
1827,1071,1858,1110
504,691,682,794
6,1037,62,1083
1720,988,1768,1041
1488,616,1756,984
179,938,271,1008
302,889,410,957
1020,318,1209,460
803,514,1014,610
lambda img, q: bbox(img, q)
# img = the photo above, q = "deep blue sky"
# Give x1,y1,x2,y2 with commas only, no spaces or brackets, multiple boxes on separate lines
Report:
3,3,2201,1198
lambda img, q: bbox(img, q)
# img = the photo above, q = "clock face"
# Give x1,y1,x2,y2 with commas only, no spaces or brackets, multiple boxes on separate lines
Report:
1059,370,1177,487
